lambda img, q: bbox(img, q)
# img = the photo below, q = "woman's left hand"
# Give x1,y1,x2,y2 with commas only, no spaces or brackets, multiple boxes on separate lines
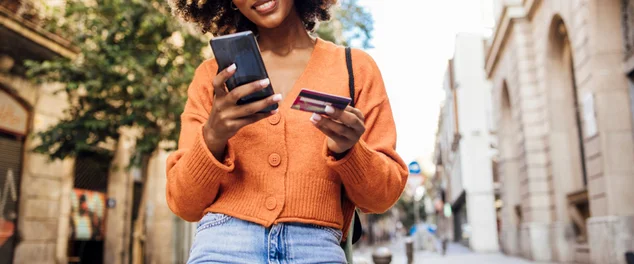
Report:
311,105,366,155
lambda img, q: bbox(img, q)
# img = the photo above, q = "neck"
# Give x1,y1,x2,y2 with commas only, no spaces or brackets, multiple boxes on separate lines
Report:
257,9,315,54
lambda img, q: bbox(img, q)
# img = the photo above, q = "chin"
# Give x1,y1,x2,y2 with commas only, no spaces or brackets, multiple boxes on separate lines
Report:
254,16,287,29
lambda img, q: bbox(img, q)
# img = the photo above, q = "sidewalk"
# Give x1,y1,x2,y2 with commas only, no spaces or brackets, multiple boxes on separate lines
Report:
352,239,551,264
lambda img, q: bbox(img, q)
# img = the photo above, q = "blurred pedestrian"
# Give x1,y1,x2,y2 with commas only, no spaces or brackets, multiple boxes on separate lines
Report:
166,0,408,263
436,207,449,255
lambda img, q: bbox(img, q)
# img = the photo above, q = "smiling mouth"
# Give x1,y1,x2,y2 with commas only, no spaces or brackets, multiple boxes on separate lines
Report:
252,0,277,13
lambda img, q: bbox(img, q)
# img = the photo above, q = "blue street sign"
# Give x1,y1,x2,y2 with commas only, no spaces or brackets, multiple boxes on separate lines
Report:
409,161,421,174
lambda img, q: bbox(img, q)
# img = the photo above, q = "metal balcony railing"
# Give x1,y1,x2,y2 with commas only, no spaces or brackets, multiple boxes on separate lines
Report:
0,0,41,23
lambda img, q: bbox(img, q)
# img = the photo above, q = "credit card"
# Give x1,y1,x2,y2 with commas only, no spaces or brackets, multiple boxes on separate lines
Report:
291,89,352,114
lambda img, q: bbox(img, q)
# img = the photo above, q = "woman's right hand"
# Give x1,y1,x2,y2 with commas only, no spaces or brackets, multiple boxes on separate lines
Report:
203,64,282,161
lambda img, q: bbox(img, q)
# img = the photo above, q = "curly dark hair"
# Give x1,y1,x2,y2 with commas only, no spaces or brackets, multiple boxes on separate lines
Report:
168,0,335,36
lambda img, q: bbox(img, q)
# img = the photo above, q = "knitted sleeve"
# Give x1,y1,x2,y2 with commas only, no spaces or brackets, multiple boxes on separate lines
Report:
165,60,235,222
324,49,409,213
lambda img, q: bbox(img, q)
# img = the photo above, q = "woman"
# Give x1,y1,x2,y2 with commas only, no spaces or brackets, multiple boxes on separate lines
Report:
167,0,408,263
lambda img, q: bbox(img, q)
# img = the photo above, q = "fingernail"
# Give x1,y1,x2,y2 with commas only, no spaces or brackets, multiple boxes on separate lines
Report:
271,109,279,115
272,94,282,102
227,64,236,73
260,78,270,87
310,113,322,124
325,105,335,114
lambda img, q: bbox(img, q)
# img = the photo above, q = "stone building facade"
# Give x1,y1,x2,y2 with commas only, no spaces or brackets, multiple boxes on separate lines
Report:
1,2,77,263
0,1,194,263
487,0,634,263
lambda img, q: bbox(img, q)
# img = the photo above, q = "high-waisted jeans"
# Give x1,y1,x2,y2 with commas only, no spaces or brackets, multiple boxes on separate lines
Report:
187,212,347,264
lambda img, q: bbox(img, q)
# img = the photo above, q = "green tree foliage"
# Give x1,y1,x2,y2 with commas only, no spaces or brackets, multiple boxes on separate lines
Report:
316,0,374,49
26,0,206,165
316,0,374,48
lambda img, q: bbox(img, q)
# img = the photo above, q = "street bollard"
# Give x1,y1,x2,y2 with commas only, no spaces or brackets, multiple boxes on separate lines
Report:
372,247,392,264
626,251,634,264
404,237,414,264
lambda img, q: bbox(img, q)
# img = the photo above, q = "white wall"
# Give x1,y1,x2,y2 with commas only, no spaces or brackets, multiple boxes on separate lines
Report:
452,33,500,252
450,153,463,203
440,63,463,203
492,0,522,23
453,33,494,193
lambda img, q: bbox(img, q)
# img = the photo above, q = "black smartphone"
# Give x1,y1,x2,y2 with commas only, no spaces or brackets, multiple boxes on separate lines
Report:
210,31,278,113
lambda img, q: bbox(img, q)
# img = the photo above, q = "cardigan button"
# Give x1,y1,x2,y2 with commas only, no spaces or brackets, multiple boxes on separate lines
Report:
268,113,281,125
265,197,277,210
268,153,281,167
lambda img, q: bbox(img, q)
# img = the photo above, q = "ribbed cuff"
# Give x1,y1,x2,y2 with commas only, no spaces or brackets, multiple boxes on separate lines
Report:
324,140,375,185
183,126,235,189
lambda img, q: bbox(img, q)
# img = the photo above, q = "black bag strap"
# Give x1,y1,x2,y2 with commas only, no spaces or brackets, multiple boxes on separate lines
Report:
345,47,355,107
343,47,363,245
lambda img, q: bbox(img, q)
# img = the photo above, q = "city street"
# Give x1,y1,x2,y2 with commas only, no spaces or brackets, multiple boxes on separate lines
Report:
353,239,550,264
2,0,634,263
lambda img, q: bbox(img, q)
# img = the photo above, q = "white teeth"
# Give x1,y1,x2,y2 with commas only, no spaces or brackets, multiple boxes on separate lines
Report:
255,0,274,11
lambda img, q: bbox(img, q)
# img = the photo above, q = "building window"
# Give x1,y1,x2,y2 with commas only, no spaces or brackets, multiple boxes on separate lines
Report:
73,152,110,192
629,72,634,139
623,0,634,59
567,190,590,243
514,204,522,227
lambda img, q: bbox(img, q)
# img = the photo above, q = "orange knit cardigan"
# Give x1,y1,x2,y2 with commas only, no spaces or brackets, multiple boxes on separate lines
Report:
166,39,408,238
